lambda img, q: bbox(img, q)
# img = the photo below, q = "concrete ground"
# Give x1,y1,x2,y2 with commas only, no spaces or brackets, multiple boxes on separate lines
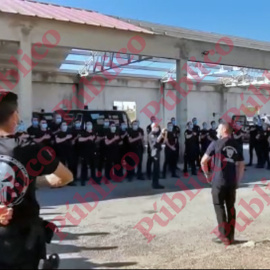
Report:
37,144,270,269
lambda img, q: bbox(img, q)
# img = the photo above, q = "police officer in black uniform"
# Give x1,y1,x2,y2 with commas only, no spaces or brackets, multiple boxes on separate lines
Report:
232,121,246,158
96,119,110,182
163,121,178,178
54,121,73,182
0,91,73,269
137,119,145,179
256,122,270,169
49,113,62,135
118,122,129,178
78,121,97,186
192,117,201,167
104,123,120,180
15,121,30,143
146,116,156,179
200,122,210,157
208,121,218,142
71,119,83,182
34,119,53,148
183,121,197,176
27,116,40,140
247,116,260,166
148,123,165,189
171,117,180,163
128,120,144,181
201,121,245,245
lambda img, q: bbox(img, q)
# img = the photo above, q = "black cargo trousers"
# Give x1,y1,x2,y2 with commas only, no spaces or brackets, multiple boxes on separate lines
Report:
212,184,237,242
0,218,54,269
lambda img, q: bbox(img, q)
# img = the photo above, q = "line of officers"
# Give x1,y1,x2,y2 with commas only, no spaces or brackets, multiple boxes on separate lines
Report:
14,113,270,188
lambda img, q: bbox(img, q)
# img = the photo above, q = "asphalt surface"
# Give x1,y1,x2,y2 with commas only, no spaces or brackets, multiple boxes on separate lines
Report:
38,144,270,269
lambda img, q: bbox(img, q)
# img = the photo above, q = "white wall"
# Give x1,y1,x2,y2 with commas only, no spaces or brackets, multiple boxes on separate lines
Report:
32,82,74,112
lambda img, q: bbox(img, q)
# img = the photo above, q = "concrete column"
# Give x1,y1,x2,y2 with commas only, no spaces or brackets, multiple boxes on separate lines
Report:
176,59,188,162
220,86,227,115
18,33,32,127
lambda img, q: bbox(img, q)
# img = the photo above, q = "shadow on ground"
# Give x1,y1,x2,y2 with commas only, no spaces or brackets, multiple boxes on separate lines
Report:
47,231,137,269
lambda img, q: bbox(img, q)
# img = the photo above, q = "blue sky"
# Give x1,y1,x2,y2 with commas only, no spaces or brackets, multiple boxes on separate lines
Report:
36,0,270,42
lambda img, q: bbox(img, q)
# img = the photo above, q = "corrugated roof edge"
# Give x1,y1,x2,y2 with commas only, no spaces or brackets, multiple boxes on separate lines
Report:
24,0,100,14
2,0,154,35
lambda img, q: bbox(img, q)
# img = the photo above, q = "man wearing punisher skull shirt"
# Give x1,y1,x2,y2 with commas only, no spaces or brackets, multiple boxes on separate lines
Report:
201,122,245,245
0,92,73,269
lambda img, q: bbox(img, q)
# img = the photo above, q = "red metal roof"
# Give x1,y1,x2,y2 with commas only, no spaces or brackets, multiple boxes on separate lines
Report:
0,0,153,34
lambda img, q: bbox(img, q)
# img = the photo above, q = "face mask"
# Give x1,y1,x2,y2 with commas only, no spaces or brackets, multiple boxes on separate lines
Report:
17,123,25,133
168,126,173,132
55,117,62,124
111,127,116,133
61,125,68,132
41,123,47,130
32,120,39,127
133,125,138,131
121,125,127,131
75,123,81,129
188,124,193,130
171,120,176,125
104,122,109,128
86,124,93,131
193,120,197,125
203,124,207,130
212,124,216,129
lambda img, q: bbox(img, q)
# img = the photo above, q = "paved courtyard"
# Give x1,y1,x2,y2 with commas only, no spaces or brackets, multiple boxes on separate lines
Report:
37,145,270,269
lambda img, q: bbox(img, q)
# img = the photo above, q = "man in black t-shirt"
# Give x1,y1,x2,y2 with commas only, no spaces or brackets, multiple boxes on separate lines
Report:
34,119,53,147
104,123,120,180
78,121,97,185
201,122,245,246
0,92,73,268
128,121,144,181
183,121,197,176
192,117,201,167
162,122,178,178
27,116,40,140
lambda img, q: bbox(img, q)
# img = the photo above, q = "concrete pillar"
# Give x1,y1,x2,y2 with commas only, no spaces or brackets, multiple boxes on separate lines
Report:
18,34,32,127
176,59,188,162
220,86,227,115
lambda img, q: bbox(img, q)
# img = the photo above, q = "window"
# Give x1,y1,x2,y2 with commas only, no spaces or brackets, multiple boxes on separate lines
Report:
113,101,136,122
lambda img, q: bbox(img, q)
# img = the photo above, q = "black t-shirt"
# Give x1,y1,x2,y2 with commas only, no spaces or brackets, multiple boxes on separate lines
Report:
193,125,200,143
184,129,197,147
249,125,259,142
35,129,53,147
105,132,120,158
166,131,177,148
0,136,59,227
55,131,73,150
208,128,218,141
206,137,244,187
78,131,96,156
27,126,40,139
49,122,60,134
233,128,245,145
257,129,270,145
129,129,142,149
173,125,180,144
200,129,210,146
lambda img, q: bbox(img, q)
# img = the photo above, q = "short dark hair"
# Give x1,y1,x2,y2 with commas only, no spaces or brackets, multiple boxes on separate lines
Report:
0,91,18,125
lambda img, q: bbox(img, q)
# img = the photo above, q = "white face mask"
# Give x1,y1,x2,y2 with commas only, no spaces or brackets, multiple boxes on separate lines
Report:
61,125,68,132
41,123,47,130
55,117,62,124
111,127,116,133
86,124,93,131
